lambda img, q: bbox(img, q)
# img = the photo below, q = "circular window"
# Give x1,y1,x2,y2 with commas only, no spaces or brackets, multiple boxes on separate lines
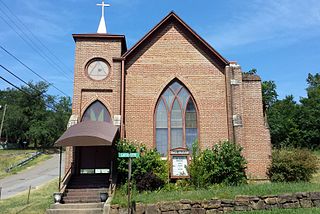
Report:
87,59,110,81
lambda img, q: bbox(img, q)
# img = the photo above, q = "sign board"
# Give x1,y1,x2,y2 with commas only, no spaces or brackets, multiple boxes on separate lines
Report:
171,150,189,155
113,115,121,126
118,153,140,158
171,155,189,177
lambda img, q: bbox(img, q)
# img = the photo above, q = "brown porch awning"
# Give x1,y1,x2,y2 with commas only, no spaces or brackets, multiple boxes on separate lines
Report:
55,121,119,147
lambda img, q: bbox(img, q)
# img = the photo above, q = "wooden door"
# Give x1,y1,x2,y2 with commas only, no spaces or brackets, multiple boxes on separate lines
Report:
77,146,113,174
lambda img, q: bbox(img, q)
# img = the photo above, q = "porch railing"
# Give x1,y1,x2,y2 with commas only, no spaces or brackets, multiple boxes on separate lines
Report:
59,162,73,193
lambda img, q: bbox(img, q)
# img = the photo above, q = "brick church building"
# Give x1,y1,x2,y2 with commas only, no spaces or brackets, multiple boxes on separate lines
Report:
56,11,271,194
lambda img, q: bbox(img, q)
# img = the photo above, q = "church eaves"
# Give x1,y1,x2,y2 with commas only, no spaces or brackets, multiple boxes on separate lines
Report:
122,11,229,70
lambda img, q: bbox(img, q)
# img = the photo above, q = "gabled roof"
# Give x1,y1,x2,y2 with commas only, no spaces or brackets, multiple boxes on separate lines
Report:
122,11,229,69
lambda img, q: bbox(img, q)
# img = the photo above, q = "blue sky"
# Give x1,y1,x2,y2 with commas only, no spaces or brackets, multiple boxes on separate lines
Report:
1,0,320,101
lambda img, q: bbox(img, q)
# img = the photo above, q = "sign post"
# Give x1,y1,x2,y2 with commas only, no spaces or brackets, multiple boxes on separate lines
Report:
118,153,140,214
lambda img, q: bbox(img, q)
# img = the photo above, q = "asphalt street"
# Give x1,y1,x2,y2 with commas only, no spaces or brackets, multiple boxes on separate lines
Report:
0,153,64,199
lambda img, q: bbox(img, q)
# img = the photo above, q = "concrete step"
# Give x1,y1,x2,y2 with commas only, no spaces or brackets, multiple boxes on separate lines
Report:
67,185,108,189
68,182,107,185
46,208,103,214
70,178,107,181
64,195,99,200
64,192,100,197
63,198,101,203
65,188,108,192
50,202,104,209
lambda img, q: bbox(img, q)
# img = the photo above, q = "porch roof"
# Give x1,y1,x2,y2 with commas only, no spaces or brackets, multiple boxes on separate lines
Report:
55,121,119,147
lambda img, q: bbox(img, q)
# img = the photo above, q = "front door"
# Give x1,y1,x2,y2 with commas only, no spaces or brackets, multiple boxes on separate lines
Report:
76,146,113,174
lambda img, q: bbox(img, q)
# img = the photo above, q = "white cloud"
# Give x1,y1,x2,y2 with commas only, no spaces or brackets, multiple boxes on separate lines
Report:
209,0,320,50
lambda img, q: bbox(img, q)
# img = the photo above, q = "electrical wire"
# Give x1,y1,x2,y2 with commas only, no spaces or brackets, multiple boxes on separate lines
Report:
0,0,73,73
0,45,69,97
0,64,63,108
0,5,73,81
0,76,58,111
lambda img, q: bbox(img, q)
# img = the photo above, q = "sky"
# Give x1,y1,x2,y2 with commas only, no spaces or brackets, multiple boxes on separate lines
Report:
0,0,320,101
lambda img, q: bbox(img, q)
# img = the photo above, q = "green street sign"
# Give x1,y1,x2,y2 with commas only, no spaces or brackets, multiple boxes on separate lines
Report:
118,153,140,158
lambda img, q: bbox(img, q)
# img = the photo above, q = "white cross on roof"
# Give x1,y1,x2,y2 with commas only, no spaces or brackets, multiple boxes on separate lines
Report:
97,1,110,34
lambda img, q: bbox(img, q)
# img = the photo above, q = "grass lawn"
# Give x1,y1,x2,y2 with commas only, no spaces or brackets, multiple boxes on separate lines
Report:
0,179,57,214
113,150,320,207
0,149,52,179
112,182,320,207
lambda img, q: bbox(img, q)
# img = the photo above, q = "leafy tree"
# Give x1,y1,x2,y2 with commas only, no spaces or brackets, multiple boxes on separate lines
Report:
245,68,257,75
267,95,301,148
298,73,320,149
262,80,278,111
0,81,71,148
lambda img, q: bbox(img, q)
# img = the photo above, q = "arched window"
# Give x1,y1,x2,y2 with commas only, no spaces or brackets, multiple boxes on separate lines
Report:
82,101,111,123
155,81,198,156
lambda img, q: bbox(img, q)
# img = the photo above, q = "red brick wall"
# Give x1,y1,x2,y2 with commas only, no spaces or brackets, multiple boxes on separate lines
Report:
65,38,123,172
241,79,272,180
66,23,272,180
125,23,229,150
72,38,122,117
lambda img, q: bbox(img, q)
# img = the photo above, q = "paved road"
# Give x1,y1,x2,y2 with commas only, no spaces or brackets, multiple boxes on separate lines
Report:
0,153,64,199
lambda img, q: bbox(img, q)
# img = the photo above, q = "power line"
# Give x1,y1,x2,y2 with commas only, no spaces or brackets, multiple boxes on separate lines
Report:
0,64,61,107
0,5,73,81
0,76,29,96
0,45,69,97
0,0,73,73
0,75,57,111
0,64,34,90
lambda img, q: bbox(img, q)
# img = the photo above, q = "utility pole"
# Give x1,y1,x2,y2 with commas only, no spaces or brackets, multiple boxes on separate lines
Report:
0,104,7,142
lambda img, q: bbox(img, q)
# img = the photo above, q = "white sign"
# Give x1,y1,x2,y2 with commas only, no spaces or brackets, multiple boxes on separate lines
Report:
113,115,121,126
172,156,188,177
171,150,189,155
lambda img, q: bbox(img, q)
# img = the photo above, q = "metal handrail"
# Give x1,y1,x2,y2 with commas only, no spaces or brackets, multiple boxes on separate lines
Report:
59,162,73,192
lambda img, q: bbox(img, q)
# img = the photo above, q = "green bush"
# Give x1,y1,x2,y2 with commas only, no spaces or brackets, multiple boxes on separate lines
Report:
135,171,165,192
115,139,168,188
189,140,247,187
267,149,318,182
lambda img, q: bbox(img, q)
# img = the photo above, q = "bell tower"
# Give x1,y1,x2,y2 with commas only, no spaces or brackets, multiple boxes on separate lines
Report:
65,1,127,172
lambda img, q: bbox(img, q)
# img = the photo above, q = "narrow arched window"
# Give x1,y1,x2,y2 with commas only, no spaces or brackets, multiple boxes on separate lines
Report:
82,101,111,123
155,81,198,156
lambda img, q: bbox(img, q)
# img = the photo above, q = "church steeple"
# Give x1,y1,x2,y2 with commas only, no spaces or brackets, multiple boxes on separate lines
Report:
96,0,110,34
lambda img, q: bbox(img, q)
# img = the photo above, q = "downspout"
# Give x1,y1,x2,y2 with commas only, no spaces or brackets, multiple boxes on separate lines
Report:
230,66,236,143
120,59,125,139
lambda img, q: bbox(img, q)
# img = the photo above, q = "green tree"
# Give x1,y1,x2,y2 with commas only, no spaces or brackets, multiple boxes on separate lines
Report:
0,81,71,148
262,80,278,111
298,73,320,149
267,95,301,148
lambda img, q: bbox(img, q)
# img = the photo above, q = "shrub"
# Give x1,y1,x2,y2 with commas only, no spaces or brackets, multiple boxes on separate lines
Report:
115,139,168,189
115,139,138,183
135,171,165,192
189,140,247,187
267,149,318,182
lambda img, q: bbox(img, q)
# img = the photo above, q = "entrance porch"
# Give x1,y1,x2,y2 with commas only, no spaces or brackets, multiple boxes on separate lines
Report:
55,121,119,203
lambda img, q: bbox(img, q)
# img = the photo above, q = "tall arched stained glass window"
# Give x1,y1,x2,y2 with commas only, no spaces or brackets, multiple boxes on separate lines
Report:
186,99,197,150
155,81,198,156
156,100,168,156
82,101,111,123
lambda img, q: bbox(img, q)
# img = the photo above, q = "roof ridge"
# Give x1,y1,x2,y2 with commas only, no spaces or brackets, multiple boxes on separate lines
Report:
122,11,229,68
